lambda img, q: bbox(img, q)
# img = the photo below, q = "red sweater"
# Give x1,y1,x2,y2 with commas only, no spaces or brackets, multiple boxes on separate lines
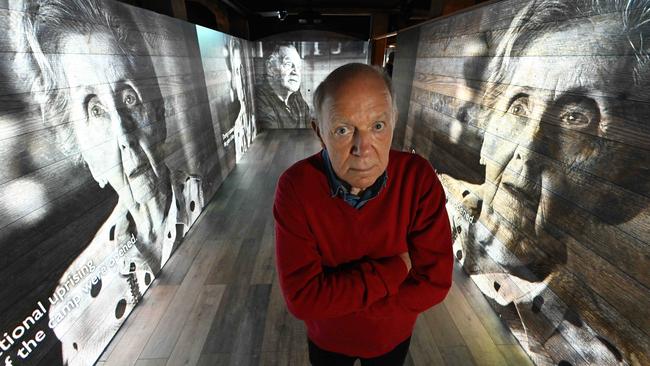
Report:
273,149,453,357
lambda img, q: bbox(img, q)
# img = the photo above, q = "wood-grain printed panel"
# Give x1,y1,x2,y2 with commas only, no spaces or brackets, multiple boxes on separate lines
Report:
404,0,650,364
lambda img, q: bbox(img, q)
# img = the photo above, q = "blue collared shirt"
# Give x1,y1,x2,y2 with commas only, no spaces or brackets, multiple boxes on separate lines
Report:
321,149,388,209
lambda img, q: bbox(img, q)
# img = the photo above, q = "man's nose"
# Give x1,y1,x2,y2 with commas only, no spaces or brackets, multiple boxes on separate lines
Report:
352,129,372,157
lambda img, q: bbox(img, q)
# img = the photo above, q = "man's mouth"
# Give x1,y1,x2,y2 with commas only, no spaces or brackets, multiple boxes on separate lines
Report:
350,166,374,173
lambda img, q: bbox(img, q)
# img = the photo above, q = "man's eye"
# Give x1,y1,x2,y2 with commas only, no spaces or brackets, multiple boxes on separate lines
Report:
561,111,590,127
373,122,385,131
335,126,349,135
123,90,138,106
508,96,530,117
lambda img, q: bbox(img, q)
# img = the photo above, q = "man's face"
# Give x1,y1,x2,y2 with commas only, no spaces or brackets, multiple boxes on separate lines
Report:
316,71,394,193
273,46,302,93
470,19,650,290
60,32,167,206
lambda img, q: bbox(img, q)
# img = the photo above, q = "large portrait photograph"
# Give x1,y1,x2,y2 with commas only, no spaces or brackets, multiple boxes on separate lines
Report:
252,36,369,130
197,26,257,163
402,0,650,364
0,0,236,365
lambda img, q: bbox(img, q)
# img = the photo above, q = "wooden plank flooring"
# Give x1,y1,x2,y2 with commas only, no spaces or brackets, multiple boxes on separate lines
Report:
97,130,533,366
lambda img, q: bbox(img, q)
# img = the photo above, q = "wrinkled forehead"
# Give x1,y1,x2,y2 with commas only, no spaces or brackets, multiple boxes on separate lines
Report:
58,32,123,55
278,46,301,62
523,17,628,56
56,32,143,87
503,18,646,97
324,73,392,115
329,69,387,95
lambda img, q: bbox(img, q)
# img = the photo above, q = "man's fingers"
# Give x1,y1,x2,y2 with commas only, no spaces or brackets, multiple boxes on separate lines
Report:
399,252,412,271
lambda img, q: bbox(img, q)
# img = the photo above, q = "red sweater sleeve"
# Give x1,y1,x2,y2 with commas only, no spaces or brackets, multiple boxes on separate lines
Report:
273,172,408,320
365,165,453,317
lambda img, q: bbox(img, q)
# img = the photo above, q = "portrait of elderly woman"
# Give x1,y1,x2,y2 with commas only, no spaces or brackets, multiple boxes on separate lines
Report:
255,43,311,129
448,0,650,364
226,36,255,160
22,0,204,364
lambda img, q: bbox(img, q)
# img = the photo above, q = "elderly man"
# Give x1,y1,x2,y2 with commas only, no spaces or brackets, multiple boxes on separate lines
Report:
273,63,453,365
255,44,311,129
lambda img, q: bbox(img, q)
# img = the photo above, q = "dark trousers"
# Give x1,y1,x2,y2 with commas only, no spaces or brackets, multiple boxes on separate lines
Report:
308,337,411,366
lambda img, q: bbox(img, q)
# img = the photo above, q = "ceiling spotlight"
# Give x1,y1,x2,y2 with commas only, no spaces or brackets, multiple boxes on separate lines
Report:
296,10,321,25
277,10,288,21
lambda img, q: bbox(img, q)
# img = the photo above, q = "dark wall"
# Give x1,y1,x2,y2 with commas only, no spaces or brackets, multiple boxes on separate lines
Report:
0,1,250,365
394,0,650,364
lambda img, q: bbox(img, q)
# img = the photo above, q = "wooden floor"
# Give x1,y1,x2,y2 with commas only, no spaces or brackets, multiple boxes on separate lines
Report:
97,130,533,366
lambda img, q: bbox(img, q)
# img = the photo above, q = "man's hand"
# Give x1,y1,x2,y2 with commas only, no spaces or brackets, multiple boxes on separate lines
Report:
399,252,412,272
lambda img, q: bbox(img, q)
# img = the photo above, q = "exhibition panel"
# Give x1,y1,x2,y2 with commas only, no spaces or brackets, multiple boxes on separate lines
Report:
395,0,650,364
0,1,240,364
3,0,647,364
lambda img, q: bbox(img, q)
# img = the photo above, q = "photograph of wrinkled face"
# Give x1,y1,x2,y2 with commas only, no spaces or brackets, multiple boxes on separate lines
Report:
21,0,187,364
474,6,650,285
2,0,234,364
254,42,311,129
446,1,650,363
273,45,302,93
61,33,168,208
227,35,259,161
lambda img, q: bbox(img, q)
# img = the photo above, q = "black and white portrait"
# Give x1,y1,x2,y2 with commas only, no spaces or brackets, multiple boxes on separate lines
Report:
0,0,237,364
20,0,206,364
254,43,311,129
226,36,255,161
252,38,370,130
197,27,256,164
403,0,650,364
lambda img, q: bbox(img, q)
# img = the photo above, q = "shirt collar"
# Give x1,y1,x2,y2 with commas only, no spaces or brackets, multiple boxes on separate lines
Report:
321,149,388,199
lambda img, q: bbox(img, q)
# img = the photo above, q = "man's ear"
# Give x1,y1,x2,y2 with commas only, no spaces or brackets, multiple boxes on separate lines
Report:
310,119,326,149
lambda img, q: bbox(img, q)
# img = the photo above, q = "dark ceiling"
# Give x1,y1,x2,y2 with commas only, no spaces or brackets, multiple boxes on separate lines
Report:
119,0,490,40
226,0,442,39
231,0,431,14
